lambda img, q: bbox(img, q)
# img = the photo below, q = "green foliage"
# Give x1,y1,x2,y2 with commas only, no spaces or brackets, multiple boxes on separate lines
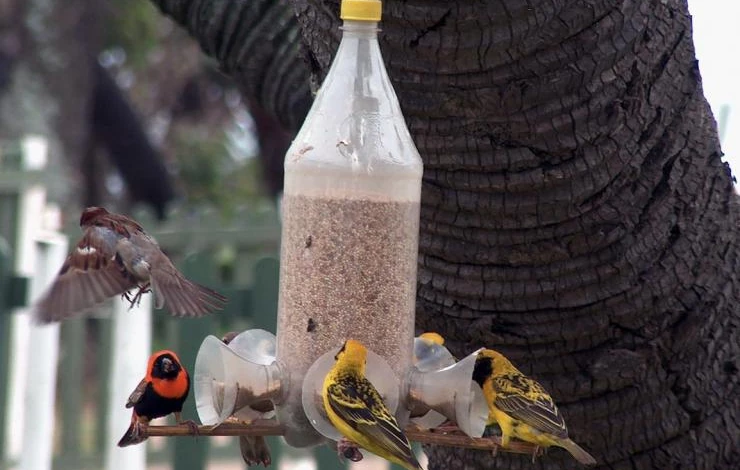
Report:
103,0,160,69
100,0,274,217
174,131,267,219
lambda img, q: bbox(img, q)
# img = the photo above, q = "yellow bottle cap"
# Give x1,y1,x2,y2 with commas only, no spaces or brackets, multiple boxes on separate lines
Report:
340,0,382,22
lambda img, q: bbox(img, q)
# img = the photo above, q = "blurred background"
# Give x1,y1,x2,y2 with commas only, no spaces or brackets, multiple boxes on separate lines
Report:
0,0,736,469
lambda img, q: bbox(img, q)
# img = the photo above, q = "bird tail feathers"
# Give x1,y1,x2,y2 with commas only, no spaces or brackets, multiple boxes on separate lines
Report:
559,438,597,465
117,421,147,447
150,273,226,316
396,451,423,470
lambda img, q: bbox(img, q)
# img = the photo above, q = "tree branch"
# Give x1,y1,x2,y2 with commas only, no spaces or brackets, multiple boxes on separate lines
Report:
91,62,175,219
144,422,541,455
149,0,312,133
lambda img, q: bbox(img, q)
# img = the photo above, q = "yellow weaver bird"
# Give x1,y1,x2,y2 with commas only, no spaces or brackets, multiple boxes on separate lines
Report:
322,339,423,470
472,349,597,465
418,332,445,345
414,332,448,366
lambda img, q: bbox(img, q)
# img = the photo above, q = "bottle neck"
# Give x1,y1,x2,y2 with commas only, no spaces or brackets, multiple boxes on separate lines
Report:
340,19,379,38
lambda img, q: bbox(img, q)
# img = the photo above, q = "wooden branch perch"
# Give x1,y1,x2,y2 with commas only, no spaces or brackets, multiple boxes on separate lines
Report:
406,428,539,455
144,421,541,456
145,420,285,437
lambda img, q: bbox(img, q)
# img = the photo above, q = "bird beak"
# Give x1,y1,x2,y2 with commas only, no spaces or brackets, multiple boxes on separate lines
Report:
162,357,174,373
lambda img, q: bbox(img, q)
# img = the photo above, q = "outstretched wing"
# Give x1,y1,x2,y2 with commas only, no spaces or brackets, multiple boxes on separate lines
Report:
327,376,418,468
492,373,568,438
126,232,227,317
34,226,137,323
150,260,227,316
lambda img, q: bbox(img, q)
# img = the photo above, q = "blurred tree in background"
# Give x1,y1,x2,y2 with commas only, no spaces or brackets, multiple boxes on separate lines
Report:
0,0,273,220
98,0,269,217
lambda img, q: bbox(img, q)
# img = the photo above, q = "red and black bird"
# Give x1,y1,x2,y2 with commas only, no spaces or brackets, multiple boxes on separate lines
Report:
34,206,226,323
118,350,196,447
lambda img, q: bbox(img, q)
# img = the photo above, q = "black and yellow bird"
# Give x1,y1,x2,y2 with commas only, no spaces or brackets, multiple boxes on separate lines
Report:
413,332,447,365
418,332,444,346
322,339,423,470
472,349,597,465
118,350,197,447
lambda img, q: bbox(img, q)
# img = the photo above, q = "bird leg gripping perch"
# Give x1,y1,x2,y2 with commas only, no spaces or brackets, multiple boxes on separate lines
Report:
174,411,200,438
129,415,150,445
415,425,543,456
430,420,460,433
336,438,364,462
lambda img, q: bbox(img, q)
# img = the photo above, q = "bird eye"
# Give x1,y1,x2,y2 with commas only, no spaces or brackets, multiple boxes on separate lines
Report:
335,342,347,360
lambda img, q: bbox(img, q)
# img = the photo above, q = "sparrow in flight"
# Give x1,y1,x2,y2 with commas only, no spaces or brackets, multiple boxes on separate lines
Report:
34,206,226,323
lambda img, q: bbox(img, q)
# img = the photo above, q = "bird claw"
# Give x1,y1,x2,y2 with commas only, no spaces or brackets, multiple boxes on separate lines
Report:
134,420,148,440
337,438,363,462
122,284,152,310
530,445,547,462
240,436,272,467
182,419,200,436
432,421,462,434
244,454,271,467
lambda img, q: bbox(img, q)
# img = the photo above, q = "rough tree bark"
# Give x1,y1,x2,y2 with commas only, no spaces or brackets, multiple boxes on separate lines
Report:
150,0,739,468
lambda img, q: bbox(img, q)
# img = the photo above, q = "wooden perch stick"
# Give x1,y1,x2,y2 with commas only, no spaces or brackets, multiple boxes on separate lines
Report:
144,422,540,455
406,428,539,455
145,421,285,437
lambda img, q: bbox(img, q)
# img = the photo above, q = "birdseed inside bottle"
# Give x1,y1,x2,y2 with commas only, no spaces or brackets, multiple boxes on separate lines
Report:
276,192,420,446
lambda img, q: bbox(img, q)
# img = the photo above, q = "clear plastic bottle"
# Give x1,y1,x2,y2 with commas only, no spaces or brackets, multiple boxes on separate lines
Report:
275,0,423,447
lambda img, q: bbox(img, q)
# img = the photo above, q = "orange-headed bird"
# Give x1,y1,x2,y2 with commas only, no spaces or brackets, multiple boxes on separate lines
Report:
118,350,196,447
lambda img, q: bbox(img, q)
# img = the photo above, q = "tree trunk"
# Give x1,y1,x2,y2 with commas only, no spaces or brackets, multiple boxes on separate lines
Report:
149,0,311,195
150,0,312,133
151,0,740,468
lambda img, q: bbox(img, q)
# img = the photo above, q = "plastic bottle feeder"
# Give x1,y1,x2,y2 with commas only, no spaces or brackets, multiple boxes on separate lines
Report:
274,0,422,447
193,329,284,426
193,332,488,440
407,343,489,437
144,0,541,460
